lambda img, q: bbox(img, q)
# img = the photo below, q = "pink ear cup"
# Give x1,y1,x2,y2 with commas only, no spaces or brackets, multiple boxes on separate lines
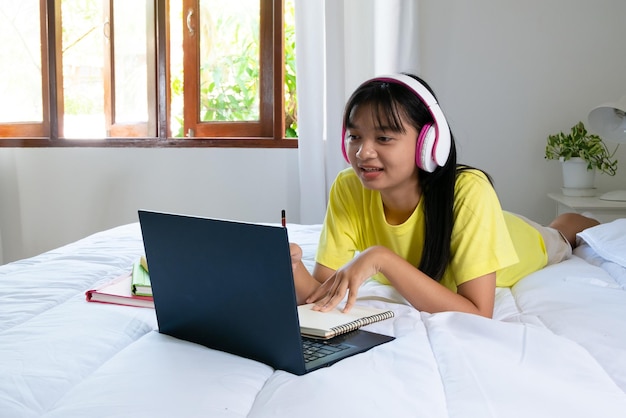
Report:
416,123,438,172
432,124,450,167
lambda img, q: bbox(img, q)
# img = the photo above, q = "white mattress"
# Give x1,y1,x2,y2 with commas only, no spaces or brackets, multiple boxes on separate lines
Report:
1,221,626,417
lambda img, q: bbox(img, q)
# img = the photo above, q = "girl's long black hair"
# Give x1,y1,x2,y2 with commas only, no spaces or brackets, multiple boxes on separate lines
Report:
343,74,491,282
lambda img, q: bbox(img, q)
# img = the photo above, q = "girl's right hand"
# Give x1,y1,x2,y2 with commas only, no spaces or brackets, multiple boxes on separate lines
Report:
306,246,385,313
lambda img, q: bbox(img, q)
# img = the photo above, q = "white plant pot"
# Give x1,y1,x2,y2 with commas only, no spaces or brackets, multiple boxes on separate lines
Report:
561,157,596,189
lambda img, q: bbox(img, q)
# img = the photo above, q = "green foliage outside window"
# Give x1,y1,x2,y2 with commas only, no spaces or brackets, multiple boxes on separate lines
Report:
284,0,297,138
170,0,297,138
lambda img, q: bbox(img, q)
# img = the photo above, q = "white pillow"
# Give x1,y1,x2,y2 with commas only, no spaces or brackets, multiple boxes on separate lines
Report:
577,218,626,267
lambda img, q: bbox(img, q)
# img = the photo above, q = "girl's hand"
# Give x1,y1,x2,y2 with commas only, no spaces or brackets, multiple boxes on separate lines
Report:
306,246,384,313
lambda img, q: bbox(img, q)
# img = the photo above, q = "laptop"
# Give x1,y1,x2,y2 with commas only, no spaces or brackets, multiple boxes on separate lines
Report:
138,210,394,375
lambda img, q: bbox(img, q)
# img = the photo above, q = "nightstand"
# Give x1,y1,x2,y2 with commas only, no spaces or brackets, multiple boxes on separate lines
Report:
547,192,626,223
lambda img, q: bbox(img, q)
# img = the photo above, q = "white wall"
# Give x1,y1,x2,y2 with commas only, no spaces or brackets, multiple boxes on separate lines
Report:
1,0,626,263
0,148,300,263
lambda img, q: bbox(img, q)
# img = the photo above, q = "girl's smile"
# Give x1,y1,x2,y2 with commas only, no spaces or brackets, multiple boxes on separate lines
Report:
357,164,384,180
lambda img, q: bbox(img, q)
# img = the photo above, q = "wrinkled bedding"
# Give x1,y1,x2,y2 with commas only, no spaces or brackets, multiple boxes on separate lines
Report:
1,221,626,418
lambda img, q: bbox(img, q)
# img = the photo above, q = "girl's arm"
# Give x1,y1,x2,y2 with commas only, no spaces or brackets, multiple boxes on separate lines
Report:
289,243,336,305
306,245,496,318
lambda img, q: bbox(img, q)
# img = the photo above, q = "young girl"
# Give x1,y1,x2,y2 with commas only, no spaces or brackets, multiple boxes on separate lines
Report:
290,73,598,318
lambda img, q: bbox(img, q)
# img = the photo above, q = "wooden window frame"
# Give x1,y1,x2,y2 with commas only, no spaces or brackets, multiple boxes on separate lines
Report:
0,0,297,149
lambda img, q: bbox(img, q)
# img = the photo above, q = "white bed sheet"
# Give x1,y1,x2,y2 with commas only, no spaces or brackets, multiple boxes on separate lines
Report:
1,222,626,417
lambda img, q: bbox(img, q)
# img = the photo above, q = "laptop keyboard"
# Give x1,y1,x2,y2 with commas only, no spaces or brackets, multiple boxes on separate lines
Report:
302,338,350,363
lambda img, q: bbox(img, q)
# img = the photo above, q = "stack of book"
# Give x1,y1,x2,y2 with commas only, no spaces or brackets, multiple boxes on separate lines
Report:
85,256,153,308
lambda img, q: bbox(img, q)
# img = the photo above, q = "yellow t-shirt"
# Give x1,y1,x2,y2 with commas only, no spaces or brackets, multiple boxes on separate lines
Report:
316,168,547,292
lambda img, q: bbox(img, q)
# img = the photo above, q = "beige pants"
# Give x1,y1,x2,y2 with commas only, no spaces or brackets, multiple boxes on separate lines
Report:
515,214,572,266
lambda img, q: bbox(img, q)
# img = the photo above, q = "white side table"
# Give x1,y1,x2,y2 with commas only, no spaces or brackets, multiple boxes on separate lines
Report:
547,192,626,223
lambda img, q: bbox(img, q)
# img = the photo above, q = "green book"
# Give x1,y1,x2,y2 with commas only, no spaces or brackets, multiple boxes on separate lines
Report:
131,260,152,296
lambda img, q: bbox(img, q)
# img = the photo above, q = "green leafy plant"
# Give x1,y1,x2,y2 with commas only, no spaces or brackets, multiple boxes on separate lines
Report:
545,121,618,176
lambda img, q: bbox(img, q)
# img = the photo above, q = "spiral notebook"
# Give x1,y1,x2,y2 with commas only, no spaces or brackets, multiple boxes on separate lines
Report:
298,303,394,339
138,210,395,376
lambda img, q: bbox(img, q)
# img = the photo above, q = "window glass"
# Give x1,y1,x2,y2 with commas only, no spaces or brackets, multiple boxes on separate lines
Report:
0,0,43,123
113,0,149,123
284,0,297,137
198,0,261,123
61,0,105,138
170,0,184,137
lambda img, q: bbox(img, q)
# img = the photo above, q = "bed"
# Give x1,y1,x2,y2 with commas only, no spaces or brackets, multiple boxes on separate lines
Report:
2,217,626,417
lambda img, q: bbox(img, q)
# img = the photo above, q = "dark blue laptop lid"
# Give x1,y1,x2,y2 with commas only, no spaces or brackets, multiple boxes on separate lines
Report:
138,210,307,375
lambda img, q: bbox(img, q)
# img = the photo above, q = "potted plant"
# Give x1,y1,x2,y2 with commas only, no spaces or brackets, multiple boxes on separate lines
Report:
545,121,618,193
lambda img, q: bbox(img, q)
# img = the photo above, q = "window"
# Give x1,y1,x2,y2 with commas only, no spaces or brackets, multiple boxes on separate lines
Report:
0,0,297,148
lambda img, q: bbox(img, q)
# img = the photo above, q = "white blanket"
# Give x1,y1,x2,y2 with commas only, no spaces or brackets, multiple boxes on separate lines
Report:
1,222,626,417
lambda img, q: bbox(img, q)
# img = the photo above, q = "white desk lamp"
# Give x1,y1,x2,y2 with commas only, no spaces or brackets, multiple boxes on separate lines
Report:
588,96,626,201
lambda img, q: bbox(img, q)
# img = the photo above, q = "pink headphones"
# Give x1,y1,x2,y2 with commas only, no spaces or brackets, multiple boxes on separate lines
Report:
341,74,451,173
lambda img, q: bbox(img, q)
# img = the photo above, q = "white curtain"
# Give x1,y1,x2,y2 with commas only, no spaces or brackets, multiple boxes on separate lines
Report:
294,0,420,224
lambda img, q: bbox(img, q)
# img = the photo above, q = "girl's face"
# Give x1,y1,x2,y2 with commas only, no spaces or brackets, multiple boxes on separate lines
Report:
345,103,420,198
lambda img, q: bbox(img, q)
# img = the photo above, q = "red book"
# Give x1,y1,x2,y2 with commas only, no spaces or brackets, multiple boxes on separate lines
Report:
86,273,154,308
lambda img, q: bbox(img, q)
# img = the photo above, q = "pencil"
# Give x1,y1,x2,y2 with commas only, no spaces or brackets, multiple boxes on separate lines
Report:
281,209,286,227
